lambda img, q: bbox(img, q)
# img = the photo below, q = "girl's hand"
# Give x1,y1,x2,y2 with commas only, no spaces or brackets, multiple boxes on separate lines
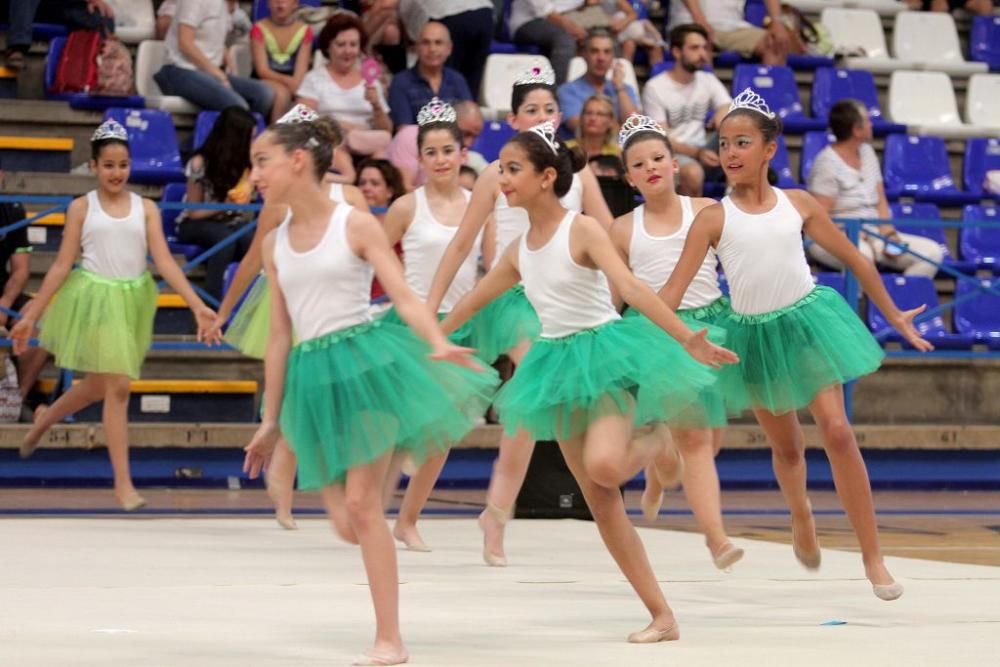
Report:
683,328,740,369
890,306,934,352
204,311,229,346
193,306,222,346
9,317,36,356
243,421,280,479
428,341,484,372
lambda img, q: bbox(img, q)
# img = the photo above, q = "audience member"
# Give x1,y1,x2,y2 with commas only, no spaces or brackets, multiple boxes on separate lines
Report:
904,0,994,16
250,0,314,122
359,0,406,72
566,95,619,159
297,12,393,157
509,0,587,84
386,99,487,190
557,29,639,133
2,0,115,69
641,24,731,196
668,0,790,65
807,100,944,278
356,159,406,301
599,0,666,65
387,22,473,127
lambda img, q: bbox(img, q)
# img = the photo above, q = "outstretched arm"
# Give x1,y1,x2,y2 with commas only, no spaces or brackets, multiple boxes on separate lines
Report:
659,204,723,310
795,190,932,351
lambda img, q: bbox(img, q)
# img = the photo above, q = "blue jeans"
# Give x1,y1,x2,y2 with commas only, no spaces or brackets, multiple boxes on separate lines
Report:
4,0,41,51
154,65,274,118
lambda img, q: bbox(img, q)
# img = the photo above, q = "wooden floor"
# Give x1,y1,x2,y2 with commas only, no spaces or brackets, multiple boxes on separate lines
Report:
2,487,997,568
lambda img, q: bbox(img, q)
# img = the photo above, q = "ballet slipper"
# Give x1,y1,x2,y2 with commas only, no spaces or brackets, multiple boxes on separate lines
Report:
627,621,680,644
351,650,409,665
479,502,510,567
711,541,745,571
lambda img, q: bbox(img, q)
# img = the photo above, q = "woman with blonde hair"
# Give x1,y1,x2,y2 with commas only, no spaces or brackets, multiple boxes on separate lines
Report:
567,95,620,160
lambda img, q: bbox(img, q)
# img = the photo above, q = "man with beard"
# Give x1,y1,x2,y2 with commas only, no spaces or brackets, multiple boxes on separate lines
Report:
640,24,731,196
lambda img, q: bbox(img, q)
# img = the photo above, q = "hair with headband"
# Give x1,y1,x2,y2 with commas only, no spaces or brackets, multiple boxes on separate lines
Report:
505,120,585,198
266,104,343,180
617,113,674,162
90,118,130,159
511,61,558,116
721,87,783,142
416,97,463,150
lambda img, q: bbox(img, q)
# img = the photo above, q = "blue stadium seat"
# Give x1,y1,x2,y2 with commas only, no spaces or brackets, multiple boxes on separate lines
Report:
103,108,185,184
193,111,267,150
470,121,515,163
799,130,834,182
963,138,1000,197
890,202,975,274
959,204,1000,270
970,16,1000,71
882,134,978,205
252,0,320,22
814,271,846,298
160,182,202,260
772,135,798,188
44,37,145,110
810,68,905,136
953,278,1000,349
867,274,975,349
732,65,827,133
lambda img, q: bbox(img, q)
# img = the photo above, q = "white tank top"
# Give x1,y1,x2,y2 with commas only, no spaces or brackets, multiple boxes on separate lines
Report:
519,210,620,338
493,172,583,265
716,188,816,315
273,203,373,342
328,182,345,203
403,187,477,312
81,190,148,279
629,198,722,310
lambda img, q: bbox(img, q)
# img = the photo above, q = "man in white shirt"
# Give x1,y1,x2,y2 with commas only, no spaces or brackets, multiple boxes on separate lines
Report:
641,24,731,196
669,0,789,65
509,0,588,84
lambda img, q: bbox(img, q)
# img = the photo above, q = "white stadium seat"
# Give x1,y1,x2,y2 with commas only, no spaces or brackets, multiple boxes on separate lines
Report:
892,11,989,77
965,74,1000,129
888,71,996,139
821,8,914,73
135,41,200,115
479,54,554,120
107,0,155,44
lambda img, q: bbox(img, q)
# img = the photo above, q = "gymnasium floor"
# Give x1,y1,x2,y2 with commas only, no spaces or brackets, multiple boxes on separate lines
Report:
1,489,997,666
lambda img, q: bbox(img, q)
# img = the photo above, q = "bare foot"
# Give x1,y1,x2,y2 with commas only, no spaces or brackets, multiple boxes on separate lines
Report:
392,522,430,552
479,505,507,566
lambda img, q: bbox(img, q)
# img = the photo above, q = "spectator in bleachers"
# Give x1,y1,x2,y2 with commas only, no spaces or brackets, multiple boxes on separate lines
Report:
398,0,495,99
458,164,479,191
2,0,115,69
249,0,314,123
807,100,944,279
904,0,995,16
176,107,257,300
669,0,790,65
508,0,588,85
598,0,666,66
356,158,406,301
641,24,731,197
359,0,406,73
154,0,274,118
386,99,487,190
387,22,473,127
297,12,393,158
557,29,639,134
566,95,620,159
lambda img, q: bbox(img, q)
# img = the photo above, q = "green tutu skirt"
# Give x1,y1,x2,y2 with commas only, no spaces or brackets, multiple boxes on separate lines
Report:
717,286,884,416
625,297,731,429
224,275,270,359
494,316,718,441
280,318,500,490
470,285,540,364
378,306,489,361
40,269,157,379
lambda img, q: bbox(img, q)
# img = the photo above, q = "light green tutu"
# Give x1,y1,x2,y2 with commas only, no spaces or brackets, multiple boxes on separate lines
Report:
625,297,731,429
280,318,500,490
470,285,540,364
379,306,491,361
224,275,270,359
39,269,157,379
717,286,884,416
493,316,718,441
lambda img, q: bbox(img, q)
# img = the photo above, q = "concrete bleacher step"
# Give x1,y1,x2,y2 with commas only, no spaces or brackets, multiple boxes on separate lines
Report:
33,378,259,423
5,171,162,198
0,135,73,172
0,66,17,99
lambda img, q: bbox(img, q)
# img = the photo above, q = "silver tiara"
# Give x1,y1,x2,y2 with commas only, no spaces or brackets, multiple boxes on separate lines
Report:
527,121,559,156
416,97,456,126
92,119,129,143
277,104,319,125
617,114,665,149
728,88,775,119
514,61,555,86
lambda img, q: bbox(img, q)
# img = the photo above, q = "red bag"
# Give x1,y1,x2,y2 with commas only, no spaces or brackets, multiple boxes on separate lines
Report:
53,30,103,94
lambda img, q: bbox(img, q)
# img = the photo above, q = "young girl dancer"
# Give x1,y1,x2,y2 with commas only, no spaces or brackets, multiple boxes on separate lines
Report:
442,122,738,642
379,98,492,552
241,109,496,666
12,119,218,510
426,62,614,567
211,108,368,530
662,89,932,600
609,114,742,570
